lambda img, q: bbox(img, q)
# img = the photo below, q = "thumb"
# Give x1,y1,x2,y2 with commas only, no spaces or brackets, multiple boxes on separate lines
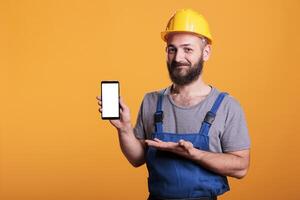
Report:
179,139,193,150
119,96,127,109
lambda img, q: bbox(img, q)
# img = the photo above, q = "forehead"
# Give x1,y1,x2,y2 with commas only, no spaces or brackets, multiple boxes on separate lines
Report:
166,32,202,47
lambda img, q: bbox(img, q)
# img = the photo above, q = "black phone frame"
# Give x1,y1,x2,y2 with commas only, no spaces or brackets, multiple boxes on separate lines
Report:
101,80,120,120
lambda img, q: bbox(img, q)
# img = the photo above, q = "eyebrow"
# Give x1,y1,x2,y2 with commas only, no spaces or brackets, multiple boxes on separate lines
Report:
167,43,194,48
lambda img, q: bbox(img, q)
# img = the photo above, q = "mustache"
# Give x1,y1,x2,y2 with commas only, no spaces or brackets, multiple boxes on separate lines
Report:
171,61,191,68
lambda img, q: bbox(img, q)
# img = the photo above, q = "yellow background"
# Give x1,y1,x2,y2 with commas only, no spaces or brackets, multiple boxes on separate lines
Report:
1,0,300,199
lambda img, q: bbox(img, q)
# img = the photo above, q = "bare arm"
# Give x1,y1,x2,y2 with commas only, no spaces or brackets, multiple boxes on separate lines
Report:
146,138,250,179
117,126,146,167
97,96,146,167
190,148,250,179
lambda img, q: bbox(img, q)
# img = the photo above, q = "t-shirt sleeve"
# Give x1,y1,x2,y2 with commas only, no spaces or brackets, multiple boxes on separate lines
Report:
221,97,251,152
133,95,146,140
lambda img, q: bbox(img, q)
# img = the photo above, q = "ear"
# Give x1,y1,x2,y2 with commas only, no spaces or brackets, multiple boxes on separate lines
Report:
202,44,211,61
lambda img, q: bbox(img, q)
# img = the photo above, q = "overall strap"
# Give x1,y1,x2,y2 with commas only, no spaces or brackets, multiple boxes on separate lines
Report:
154,89,166,133
199,92,229,135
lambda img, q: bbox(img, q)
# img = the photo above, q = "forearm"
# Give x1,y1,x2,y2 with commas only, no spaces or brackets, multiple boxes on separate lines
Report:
189,149,249,179
117,126,146,167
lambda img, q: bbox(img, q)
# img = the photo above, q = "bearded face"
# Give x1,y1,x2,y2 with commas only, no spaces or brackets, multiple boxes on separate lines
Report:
167,55,204,86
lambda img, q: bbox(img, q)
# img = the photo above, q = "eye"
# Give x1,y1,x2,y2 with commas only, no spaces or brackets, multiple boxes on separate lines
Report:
167,47,176,54
184,48,193,53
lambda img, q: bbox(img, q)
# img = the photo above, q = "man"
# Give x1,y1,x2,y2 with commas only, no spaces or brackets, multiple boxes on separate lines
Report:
97,8,251,200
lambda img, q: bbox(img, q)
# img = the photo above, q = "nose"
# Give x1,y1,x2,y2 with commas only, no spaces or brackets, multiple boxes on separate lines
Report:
174,49,185,62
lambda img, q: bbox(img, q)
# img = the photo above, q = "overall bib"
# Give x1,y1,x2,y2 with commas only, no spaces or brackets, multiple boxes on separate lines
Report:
146,90,230,199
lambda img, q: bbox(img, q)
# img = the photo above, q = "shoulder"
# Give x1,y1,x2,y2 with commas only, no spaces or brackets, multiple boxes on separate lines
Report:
212,87,245,117
142,87,168,104
217,90,246,125
140,87,169,110
224,93,243,111
212,87,242,107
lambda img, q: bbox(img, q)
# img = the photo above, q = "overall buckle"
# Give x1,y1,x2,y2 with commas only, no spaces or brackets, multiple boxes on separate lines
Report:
204,111,216,125
154,111,164,123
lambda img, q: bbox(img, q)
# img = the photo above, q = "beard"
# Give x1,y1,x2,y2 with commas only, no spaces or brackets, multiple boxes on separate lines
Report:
167,57,204,86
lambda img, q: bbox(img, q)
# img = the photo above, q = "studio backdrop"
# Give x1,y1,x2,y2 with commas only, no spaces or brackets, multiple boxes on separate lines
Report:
1,0,299,200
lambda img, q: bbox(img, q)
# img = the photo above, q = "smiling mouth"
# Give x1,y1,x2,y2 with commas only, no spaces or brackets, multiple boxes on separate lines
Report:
176,66,189,69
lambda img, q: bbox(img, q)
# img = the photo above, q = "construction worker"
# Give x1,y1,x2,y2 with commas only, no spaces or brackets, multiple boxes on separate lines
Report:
97,8,251,200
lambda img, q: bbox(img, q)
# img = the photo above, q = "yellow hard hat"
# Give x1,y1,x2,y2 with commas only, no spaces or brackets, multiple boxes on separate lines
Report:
161,9,213,44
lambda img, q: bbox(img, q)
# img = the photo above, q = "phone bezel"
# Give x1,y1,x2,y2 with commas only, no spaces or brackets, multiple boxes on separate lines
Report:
101,81,120,120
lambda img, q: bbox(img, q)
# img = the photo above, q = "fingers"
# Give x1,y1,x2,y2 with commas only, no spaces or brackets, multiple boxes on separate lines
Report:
146,138,178,149
96,96,101,101
145,139,164,148
96,96,102,105
96,96,102,113
179,139,184,145
154,138,163,142
145,138,194,151
178,139,193,149
145,139,158,147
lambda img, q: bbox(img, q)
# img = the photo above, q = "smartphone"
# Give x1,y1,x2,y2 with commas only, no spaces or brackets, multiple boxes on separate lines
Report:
101,81,120,119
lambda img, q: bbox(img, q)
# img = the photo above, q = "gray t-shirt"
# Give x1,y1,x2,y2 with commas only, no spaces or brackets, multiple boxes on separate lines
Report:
133,85,251,153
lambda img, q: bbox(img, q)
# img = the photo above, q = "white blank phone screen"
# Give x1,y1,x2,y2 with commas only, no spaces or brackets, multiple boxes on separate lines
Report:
102,83,119,118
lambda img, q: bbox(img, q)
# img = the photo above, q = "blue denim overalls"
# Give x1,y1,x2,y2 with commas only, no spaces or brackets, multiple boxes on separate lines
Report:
146,89,230,199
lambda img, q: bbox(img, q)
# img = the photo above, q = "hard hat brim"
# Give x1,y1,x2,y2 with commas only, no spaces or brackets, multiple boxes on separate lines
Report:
161,31,212,44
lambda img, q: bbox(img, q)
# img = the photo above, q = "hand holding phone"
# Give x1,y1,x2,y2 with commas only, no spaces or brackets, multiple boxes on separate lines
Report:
97,81,132,131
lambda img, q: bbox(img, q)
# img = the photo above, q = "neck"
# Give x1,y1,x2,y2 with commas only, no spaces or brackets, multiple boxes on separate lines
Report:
171,76,211,97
